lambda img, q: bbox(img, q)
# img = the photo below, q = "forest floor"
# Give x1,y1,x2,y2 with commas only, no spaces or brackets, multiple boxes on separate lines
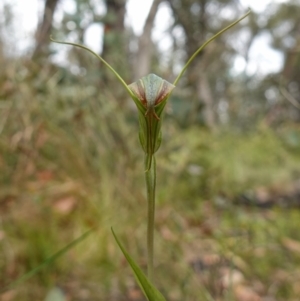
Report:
1,79,300,301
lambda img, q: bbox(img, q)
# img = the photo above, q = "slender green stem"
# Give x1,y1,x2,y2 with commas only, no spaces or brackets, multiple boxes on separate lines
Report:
145,153,156,281
173,10,251,86
50,36,135,99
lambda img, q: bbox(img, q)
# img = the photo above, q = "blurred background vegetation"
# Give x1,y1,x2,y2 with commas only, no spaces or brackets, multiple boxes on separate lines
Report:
1,0,300,300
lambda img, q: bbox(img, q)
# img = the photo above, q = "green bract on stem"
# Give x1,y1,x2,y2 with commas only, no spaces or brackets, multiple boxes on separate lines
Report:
51,8,250,290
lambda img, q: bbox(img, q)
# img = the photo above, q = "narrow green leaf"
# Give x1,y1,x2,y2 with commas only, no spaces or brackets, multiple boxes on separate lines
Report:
111,228,167,301
1,228,94,292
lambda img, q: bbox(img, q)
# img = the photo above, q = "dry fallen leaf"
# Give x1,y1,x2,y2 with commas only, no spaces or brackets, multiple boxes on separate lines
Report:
202,254,220,266
0,290,16,301
282,237,300,253
0,230,5,241
255,186,270,204
234,285,261,301
53,197,77,214
128,287,143,301
292,278,300,295
160,226,176,241
37,170,54,182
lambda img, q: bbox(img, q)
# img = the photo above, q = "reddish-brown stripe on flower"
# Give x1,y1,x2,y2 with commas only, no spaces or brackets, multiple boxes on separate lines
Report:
128,74,175,109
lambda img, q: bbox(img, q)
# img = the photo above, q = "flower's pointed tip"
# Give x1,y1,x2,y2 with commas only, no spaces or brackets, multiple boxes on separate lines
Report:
146,73,175,90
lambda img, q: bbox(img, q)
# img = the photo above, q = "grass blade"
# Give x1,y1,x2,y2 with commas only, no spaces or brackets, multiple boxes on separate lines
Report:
2,228,94,292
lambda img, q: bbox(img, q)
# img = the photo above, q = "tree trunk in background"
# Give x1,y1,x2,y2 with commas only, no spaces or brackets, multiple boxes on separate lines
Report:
135,0,162,80
167,0,215,127
167,0,207,68
102,0,127,83
32,0,60,60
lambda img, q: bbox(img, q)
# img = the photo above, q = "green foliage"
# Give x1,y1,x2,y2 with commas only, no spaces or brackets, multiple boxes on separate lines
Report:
2,229,93,292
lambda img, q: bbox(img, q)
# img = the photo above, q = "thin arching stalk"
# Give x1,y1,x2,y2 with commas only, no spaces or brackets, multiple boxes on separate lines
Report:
173,10,251,86
145,154,156,282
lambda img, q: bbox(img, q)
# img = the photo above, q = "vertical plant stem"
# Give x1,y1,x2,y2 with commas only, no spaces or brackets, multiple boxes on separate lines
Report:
145,154,156,282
